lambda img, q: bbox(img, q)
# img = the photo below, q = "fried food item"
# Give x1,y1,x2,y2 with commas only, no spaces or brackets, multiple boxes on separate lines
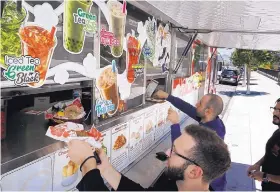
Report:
62,160,78,177
64,105,82,119
113,134,126,150
75,130,90,137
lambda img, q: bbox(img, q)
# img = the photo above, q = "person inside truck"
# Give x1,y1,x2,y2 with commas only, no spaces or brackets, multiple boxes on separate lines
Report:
153,90,227,191
67,124,231,191
247,98,280,191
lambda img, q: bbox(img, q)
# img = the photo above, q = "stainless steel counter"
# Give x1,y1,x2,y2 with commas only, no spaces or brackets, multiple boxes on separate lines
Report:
1,101,158,174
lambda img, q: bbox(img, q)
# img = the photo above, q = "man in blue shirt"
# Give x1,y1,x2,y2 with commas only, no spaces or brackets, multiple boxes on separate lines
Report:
154,90,227,191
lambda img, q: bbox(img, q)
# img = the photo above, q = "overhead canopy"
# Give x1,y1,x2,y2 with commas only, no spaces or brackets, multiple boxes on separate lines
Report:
130,1,280,51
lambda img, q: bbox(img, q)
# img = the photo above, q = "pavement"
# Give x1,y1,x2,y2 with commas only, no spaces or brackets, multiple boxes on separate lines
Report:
223,72,280,191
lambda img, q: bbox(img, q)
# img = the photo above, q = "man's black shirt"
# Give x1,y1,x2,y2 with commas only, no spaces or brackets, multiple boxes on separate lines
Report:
261,129,280,191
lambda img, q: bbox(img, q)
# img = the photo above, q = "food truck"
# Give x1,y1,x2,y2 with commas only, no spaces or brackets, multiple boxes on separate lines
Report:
0,0,217,190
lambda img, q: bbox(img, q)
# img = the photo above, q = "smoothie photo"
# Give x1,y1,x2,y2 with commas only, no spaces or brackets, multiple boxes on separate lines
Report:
63,0,93,54
0,1,27,69
19,23,57,88
107,0,126,58
97,65,119,116
127,34,141,83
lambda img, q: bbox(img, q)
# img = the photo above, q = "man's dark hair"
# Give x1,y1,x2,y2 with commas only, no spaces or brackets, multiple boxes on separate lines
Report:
276,98,280,103
184,124,231,183
205,94,224,117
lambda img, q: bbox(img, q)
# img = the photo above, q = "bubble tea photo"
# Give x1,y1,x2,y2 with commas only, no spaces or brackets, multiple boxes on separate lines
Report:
97,63,119,116
107,0,126,58
0,1,27,69
63,0,92,54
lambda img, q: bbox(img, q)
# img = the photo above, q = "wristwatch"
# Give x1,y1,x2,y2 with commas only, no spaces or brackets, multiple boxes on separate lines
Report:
263,172,269,183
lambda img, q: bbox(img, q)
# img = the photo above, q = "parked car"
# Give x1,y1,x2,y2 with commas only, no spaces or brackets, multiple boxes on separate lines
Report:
219,69,239,86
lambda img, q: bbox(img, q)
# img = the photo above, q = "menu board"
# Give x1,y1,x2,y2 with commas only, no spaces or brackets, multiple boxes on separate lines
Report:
129,114,144,162
161,102,172,134
143,109,157,150
155,106,167,141
101,129,112,161
111,122,130,172
1,156,53,191
53,148,82,191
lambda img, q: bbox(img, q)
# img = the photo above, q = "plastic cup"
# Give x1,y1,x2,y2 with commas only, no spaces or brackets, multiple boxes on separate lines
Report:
19,23,57,88
96,65,119,116
0,2,27,69
108,0,126,58
63,0,92,54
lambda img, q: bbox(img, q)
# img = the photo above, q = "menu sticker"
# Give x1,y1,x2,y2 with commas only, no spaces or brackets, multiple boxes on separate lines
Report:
132,64,144,80
3,56,40,86
53,148,82,191
155,107,166,141
101,129,112,161
100,28,120,47
129,114,144,162
143,109,157,150
111,122,129,172
95,99,116,117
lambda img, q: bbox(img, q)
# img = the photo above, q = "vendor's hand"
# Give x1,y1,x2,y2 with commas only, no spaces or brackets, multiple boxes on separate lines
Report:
96,148,112,175
250,171,264,182
67,140,96,167
247,163,261,177
167,108,180,124
154,90,169,99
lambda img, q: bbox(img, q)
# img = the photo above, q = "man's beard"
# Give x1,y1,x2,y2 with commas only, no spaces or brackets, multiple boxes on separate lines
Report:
165,163,189,181
273,115,280,126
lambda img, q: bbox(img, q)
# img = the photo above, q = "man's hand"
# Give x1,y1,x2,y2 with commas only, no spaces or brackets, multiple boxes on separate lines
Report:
68,140,97,175
250,171,264,182
247,163,261,177
153,90,169,99
167,108,180,124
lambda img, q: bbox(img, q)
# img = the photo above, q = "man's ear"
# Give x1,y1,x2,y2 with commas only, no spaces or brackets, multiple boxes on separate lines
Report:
185,165,203,179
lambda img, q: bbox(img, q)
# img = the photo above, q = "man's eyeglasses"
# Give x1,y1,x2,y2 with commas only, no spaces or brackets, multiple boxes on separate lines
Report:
270,107,280,113
171,147,200,167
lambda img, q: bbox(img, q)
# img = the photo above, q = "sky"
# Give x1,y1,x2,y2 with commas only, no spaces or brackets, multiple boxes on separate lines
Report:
217,48,235,63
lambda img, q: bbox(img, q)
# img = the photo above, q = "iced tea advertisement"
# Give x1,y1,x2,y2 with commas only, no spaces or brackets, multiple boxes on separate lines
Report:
1,0,98,88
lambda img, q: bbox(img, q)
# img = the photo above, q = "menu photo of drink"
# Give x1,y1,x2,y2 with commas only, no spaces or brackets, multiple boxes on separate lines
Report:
111,122,130,172
143,108,157,150
53,147,82,191
128,114,144,162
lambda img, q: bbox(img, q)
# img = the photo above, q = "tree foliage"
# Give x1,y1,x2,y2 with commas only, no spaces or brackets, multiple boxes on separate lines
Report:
231,49,280,69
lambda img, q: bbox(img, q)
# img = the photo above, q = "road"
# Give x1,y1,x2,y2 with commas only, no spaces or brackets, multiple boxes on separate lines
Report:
216,82,238,118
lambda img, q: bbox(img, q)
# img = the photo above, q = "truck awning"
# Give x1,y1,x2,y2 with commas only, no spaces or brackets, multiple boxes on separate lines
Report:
130,1,280,51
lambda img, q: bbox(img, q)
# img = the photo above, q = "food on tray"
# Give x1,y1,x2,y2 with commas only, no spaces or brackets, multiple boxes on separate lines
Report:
64,105,83,119
145,120,154,133
62,161,78,177
113,134,127,150
46,123,102,142
45,98,86,121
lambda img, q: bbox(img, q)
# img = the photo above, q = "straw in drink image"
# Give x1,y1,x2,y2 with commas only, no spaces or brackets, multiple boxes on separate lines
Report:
97,62,119,116
63,0,92,54
0,0,27,69
107,0,126,58
19,23,57,88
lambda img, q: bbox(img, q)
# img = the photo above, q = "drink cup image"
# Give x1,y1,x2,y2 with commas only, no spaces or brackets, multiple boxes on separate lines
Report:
0,1,27,69
96,65,119,116
126,34,141,83
107,0,126,58
63,0,92,54
19,23,57,88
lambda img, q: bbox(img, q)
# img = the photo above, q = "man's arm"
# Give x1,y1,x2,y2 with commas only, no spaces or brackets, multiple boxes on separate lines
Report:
166,95,200,121
170,124,181,143
267,174,280,184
